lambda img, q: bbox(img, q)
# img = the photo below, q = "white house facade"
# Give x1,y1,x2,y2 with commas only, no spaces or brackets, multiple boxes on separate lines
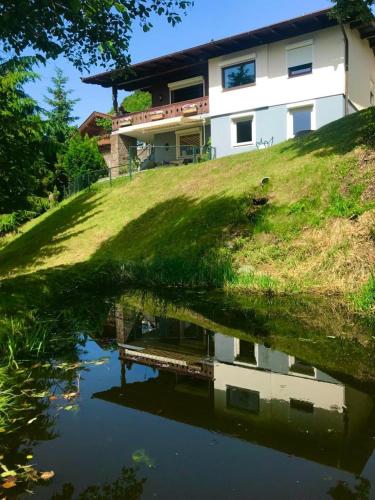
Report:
83,9,375,166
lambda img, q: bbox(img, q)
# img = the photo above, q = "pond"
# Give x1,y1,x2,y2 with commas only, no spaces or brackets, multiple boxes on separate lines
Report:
1,288,375,499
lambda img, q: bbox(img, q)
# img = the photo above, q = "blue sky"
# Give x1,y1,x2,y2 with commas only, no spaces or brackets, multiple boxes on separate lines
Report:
25,0,331,123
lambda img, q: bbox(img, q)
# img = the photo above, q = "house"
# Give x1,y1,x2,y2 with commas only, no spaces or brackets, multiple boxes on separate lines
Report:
93,305,374,474
82,8,375,168
78,111,112,166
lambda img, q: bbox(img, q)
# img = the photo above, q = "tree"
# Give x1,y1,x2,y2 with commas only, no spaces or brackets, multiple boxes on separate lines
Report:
0,1,193,71
44,68,79,145
42,68,80,194
59,134,107,182
331,0,373,23
0,58,46,213
121,91,152,113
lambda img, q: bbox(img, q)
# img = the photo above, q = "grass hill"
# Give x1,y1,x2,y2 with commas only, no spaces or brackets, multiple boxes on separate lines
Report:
0,108,374,311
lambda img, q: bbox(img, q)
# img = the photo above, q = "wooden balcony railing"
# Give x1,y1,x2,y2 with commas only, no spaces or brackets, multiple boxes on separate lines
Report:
112,95,209,131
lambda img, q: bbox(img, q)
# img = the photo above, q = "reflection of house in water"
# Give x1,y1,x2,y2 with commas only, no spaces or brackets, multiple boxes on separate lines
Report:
95,308,374,475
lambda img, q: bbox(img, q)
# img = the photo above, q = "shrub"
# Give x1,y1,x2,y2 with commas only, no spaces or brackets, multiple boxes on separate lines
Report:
0,211,36,236
59,133,107,181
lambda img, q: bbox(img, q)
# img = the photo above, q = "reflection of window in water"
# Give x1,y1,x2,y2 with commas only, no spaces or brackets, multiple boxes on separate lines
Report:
290,398,314,413
226,386,260,414
289,358,315,377
235,340,257,365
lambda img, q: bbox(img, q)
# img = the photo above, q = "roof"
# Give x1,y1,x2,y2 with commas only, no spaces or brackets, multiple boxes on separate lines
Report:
82,8,338,91
78,111,112,133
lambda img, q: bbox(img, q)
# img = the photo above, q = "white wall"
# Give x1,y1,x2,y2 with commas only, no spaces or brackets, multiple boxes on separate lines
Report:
214,362,345,412
347,26,375,110
208,26,345,118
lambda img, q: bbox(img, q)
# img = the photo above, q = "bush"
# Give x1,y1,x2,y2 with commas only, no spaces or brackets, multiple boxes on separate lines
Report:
60,133,107,181
0,211,36,236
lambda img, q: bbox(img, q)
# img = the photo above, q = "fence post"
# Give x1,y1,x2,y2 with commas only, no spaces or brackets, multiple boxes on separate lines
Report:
109,167,112,186
193,147,196,164
128,149,132,180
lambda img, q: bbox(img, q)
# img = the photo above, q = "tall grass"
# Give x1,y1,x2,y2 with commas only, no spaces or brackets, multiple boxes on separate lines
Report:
0,312,75,366
0,366,15,431
352,276,375,312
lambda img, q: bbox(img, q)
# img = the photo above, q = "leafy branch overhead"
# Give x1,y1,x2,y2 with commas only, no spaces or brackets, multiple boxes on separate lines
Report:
330,0,374,23
0,1,194,71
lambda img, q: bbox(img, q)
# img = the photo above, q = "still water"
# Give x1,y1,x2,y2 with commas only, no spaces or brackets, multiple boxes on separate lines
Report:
1,289,375,499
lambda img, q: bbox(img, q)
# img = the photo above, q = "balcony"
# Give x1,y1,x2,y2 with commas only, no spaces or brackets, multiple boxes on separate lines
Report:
112,95,209,132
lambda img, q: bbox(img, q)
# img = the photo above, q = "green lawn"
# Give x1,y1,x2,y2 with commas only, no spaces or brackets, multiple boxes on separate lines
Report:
0,108,374,310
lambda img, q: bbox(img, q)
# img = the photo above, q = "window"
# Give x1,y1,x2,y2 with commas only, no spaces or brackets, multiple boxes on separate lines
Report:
291,107,312,137
235,340,257,364
227,386,260,414
232,118,253,146
289,358,315,377
176,128,202,158
223,60,256,89
287,42,313,78
171,84,204,103
290,399,314,413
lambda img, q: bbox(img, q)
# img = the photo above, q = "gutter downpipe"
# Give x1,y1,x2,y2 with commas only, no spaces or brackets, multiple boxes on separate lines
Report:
341,24,349,116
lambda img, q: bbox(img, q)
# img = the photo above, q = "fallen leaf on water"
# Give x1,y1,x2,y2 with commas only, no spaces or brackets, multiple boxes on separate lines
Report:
27,417,38,425
2,480,16,489
63,392,78,400
40,471,54,481
26,455,33,460
49,395,58,401
1,471,16,478
131,449,156,468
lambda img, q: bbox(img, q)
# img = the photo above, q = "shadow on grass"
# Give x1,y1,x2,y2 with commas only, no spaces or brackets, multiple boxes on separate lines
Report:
89,193,267,287
0,190,106,276
280,107,375,159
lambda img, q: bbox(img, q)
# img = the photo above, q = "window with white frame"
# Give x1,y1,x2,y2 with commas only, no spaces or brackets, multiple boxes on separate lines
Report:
290,106,313,137
287,41,313,77
176,128,202,158
232,116,253,146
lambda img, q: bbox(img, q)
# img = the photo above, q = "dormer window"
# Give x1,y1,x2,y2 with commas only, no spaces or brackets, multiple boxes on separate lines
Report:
287,41,313,78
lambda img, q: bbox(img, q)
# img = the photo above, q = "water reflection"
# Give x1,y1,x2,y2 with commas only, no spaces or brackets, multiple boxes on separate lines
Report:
94,304,375,477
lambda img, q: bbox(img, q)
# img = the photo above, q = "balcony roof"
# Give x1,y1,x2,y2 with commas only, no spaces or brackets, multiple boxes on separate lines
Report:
82,9,338,91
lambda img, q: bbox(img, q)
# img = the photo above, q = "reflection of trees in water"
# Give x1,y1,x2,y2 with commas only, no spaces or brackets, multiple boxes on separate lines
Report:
328,477,370,499
51,467,146,499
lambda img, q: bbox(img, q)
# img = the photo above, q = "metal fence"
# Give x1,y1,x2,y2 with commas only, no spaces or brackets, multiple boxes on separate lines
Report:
62,145,217,199
128,144,217,171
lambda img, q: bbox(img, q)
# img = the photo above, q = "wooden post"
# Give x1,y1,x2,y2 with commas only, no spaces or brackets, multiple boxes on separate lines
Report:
112,85,119,116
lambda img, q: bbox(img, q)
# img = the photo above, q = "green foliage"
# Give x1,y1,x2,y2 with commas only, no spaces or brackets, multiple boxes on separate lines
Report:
44,68,79,145
95,117,112,134
59,134,107,181
0,58,46,213
0,211,36,237
121,90,152,113
331,0,373,23
352,276,375,311
0,1,193,70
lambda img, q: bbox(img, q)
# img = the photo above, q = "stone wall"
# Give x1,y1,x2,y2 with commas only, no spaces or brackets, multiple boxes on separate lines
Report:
110,134,137,175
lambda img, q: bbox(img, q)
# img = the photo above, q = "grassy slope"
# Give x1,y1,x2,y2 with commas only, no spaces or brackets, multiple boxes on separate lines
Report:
0,109,374,307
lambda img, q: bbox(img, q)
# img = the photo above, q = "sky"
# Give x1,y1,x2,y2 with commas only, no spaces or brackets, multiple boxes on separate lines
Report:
25,0,332,124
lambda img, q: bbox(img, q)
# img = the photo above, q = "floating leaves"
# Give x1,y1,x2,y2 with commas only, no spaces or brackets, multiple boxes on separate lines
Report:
131,449,156,469
40,470,54,481
0,460,55,491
